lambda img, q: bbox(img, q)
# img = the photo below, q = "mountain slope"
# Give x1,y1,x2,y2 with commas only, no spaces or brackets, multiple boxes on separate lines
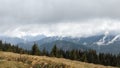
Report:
18,40,88,51
40,40,87,51
1,33,120,54
0,51,116,68
0,35,46,45
0,36,24,44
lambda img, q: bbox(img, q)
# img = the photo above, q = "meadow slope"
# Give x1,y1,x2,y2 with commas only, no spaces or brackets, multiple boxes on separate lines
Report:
0,51,117,68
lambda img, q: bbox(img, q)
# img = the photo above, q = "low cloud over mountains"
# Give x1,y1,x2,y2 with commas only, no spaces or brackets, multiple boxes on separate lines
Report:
0,0,120,37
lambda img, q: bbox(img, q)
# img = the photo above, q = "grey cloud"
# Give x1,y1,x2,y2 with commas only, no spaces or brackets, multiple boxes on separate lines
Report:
0,0,120,37
0,0,120,24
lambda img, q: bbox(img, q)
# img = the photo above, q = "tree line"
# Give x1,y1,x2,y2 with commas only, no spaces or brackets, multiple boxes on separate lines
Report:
0,40,120,67
0,41,29,54
31,44,120,67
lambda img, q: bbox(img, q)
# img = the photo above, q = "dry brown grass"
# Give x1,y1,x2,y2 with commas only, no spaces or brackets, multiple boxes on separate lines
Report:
0,51,117,68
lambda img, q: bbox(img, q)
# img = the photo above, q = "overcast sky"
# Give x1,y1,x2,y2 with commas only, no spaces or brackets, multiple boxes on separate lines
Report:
0,0,120,37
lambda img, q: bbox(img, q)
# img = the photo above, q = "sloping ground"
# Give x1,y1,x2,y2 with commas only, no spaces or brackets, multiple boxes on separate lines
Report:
0,51,117,68
0,60,29,68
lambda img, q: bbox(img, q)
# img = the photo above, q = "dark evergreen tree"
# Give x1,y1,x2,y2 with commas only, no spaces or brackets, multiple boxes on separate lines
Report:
50,44,58,57
31,43,40,55
116,53,120,67
42,47,47,56
81,53,87,62
0,40,2,51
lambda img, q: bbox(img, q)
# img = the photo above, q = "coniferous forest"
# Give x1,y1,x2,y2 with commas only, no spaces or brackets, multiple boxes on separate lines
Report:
0,40,120,67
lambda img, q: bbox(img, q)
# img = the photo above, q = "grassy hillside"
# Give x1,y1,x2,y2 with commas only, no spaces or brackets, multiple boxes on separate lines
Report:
0,51,117,68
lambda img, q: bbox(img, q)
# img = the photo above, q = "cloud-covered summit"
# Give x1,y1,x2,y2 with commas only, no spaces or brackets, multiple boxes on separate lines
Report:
0,0,120,37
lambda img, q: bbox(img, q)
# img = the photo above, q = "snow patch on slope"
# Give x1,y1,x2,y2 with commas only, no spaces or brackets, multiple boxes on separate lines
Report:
107,35,120,45
95,31,109,45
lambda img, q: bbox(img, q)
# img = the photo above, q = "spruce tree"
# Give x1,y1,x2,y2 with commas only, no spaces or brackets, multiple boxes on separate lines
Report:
42,47,47,56
81,53,87,62
51,44,58,57
0,40,2,50
31,43,40,55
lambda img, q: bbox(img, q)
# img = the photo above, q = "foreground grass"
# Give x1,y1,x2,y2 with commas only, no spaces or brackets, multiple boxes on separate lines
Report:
0,60,29,68
0,51,117,68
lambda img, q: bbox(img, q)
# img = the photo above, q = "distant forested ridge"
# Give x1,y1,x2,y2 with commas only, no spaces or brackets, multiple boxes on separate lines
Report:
0,40,120,67
0,40,29,54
